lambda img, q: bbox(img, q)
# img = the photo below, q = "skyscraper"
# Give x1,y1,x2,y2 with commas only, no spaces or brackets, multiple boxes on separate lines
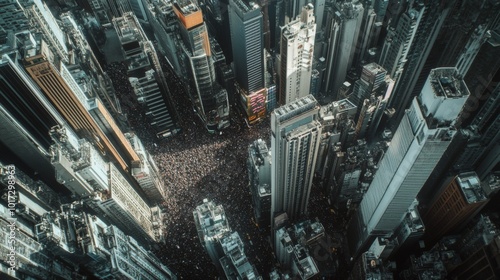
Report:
422,172,489,247
348,67,469,256
386,1,453,127
173,0,230,132
23,39,135,172
278,4,316,105
322,0,364,99
229,0,265,93
271,95,322,229
378,7,422,81
113,12,180,138
248,139,272,228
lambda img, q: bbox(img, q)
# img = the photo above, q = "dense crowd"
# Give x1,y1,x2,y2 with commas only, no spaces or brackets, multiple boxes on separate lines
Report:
106,56,348,278
107,61,277,278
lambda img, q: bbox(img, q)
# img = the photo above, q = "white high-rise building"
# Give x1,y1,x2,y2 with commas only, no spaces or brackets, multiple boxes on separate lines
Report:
348,67,470,256
271,95,322,229
278,4,316,105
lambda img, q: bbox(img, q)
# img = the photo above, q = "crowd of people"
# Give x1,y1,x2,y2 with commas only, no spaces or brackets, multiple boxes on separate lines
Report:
107,61,276,278
106,56,348,278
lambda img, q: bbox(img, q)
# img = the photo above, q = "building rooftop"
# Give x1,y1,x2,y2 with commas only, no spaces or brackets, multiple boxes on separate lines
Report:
456,172,487,204
429,68,468,98
194,199,231,241
274,95,318,122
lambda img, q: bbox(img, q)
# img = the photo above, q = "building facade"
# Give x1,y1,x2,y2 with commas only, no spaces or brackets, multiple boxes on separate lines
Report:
348,67,470,256
271,95,321,229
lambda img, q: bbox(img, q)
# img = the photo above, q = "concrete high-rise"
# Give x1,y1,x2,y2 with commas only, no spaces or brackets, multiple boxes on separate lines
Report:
278,4,316,105
322,0,364,99
248,139,272,228
271,95,322,229
378,7,422,81
385,2,452,127
113,12,180,138
348,67,469,256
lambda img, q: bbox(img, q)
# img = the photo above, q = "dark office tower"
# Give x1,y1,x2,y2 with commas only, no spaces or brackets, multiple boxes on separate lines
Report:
113,13,180,138
229,0,267,124
129,0,149,22
322,0,364,100
373,0,389,22
271,95,322,231
173,0,230,132
386,1,453,128
421,0,500,81
448,236,500,280
278,4,316,105
0,47,68,192
146,1,183,76
229,0,264,92
348,63,394,142
352,5,377,69
23,39,136,172
422,172,489,248
454,84,500,179
378,7,422,82
459,29,500,130
347,68,469,257
248,139,272,229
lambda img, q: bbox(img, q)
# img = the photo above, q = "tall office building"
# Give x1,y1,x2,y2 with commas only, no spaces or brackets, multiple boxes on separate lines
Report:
271,95,322,229
23,39,135,172
146,1,183,76
348,68,469,256
59,12,122,118
0,0,30,35
0,164,77,279
113,12,180,138
0,45,69,189
23,0,69,62
278,4,316,105
229,0,265,93
422,172,489,247
126,132,167,203
229,0,268,123
248,139,272,228
454,84,500,179
386,1,452,127
173,0,230,132
273,219,323,278
348,62,394,141
378,7,422,81
322,0,364,99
